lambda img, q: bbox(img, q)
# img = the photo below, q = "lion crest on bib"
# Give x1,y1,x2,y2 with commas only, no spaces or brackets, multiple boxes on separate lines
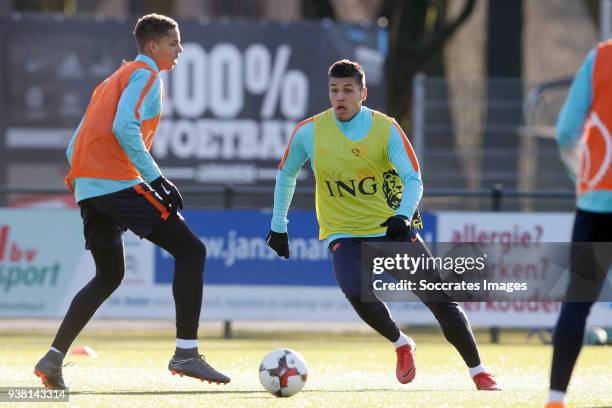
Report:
382,169,403,210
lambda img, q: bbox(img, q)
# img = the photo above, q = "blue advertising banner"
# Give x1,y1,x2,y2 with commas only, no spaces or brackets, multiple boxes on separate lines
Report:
2,207,610,328
155,209,437,287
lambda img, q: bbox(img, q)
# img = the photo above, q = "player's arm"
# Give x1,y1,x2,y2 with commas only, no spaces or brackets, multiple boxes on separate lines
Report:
267,120,311,258
556,48,595,181
113,69,182,211
388,121,423,219
112,68,163,182
556,48,595,148
382,121,423,241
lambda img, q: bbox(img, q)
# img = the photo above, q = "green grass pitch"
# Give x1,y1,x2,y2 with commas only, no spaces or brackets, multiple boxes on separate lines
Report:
0,327,610,407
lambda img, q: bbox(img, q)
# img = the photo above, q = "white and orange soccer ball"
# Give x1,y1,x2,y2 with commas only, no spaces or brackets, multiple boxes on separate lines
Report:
258,348,308,397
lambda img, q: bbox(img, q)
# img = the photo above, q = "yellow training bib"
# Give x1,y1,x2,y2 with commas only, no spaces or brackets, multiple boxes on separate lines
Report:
313,108,404,239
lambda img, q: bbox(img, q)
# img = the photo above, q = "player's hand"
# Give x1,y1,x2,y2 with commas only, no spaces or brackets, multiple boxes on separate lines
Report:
150,176,184,212
380,215,416,242
266,230,290,259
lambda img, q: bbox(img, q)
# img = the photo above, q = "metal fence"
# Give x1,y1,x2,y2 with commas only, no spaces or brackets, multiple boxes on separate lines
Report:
0,185,575,213
411,75,575,211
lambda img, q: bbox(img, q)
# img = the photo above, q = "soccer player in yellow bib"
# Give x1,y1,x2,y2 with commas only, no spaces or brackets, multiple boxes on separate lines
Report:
266,59,500,390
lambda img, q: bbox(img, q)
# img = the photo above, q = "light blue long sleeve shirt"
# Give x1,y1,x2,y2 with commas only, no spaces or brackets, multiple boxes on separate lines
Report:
67,54,163,202
271,106,423,242
556,47,612,212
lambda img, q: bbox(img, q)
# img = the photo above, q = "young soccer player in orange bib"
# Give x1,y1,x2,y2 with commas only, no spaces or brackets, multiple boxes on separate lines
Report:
546,40,612,408
34,14,229,389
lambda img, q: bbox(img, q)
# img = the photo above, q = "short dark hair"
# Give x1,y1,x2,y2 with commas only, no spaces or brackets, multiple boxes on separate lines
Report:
133,13,178,51
328,59,365,88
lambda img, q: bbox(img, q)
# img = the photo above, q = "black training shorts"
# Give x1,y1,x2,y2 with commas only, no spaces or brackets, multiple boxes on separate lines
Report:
78,183,172,250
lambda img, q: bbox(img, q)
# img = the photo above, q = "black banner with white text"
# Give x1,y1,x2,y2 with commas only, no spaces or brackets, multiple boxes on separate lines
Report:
0,15,386,191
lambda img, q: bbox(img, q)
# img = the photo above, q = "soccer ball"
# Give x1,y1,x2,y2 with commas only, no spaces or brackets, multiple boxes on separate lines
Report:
584,326,608,345
258,348,308,397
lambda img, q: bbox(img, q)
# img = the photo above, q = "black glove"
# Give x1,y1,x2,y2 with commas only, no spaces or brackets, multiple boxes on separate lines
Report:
266,230,290,259
380,215,416,242
150,176,183,213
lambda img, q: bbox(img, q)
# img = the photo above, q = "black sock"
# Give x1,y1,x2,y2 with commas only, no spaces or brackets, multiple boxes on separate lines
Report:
550,302,592,392
427,302,481,368
146,215,205,340
51,244,125,353
346,297,400,342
